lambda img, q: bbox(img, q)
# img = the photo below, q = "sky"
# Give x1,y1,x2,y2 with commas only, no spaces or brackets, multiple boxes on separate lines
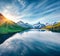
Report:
0,0,60,24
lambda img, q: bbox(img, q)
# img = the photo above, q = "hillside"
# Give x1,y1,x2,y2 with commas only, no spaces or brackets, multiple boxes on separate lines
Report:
0,13,26,34
42,22,60,32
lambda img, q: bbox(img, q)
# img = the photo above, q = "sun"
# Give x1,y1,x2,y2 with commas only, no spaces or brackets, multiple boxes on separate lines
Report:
2,13,19,23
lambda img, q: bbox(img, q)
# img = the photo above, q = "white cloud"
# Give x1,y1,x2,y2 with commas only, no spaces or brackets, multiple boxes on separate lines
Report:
0,2,36,23
18,0,26,7
1,4,22,22
35,0,47,9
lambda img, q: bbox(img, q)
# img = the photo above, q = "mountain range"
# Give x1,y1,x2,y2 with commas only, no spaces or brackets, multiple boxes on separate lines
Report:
33,22,45,29
0,13,60,34
0,13,26,34
0,13,45,34
17,21,46,29
17,21,33,28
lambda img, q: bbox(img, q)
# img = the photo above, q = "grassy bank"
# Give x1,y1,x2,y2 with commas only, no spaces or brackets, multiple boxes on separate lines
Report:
42,22,60,32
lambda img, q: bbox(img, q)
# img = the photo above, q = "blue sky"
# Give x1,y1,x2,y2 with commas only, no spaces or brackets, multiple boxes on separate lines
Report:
0,0,60,24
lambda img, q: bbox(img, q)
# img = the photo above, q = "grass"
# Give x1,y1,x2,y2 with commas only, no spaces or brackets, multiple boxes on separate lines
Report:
0,22,27,34
42,22,60,32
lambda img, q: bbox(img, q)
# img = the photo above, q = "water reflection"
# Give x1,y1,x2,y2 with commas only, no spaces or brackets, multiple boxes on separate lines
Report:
0,33,15,44
0,29,60,56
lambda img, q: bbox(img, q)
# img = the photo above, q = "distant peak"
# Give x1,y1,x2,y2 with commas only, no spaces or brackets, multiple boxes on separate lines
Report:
18,21,24,23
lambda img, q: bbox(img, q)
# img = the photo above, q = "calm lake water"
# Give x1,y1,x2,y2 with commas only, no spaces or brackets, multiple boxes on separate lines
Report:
0,29,60,56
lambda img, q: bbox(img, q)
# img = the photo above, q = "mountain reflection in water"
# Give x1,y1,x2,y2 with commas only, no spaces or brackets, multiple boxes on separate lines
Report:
0,29,60,56
0,33,15,44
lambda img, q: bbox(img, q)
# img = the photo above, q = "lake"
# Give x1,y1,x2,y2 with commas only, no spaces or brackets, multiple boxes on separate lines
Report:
0,29,60,56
